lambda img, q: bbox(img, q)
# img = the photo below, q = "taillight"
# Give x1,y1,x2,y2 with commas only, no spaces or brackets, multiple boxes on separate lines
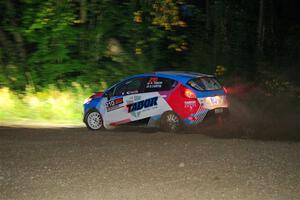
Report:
223,87,228,94
183,87,196,99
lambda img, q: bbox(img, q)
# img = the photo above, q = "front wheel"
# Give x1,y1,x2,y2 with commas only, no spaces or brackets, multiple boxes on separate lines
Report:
84,110,104,131
160,111,183,133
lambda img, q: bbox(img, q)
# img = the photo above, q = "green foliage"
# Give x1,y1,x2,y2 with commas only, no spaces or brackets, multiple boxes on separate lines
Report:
0,0,299,89
23,0,82,86
0,84,93,125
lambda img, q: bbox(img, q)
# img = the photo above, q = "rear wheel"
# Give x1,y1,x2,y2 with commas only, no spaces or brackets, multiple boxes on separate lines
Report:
160,111,182,133
85,110,104,131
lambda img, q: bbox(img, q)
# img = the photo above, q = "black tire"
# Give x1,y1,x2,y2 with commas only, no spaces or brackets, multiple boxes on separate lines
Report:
160,111,183,133
84,109,105,131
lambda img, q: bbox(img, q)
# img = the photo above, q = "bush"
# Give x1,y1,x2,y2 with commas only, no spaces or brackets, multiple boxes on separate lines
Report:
0,83,93,125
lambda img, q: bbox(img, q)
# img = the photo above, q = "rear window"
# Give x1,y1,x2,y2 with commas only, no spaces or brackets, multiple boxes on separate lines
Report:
187,77,222,91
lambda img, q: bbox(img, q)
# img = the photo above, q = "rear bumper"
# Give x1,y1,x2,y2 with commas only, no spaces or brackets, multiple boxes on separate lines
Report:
201,108,229,125
183,107,229,126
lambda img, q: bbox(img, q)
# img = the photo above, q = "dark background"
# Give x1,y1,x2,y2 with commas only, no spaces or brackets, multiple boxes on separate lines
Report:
0,0,299,91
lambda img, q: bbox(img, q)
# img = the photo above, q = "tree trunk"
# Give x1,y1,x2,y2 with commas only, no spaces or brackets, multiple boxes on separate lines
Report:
257,0,264,58
205,0,210,39
80,0,87,24
4,0,28,85
0,30,14,80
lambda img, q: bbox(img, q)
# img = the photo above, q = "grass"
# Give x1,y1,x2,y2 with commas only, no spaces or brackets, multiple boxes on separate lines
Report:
0,83,95,126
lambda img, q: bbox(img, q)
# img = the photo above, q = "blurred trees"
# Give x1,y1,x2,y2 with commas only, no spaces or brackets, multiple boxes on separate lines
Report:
0,0,299,90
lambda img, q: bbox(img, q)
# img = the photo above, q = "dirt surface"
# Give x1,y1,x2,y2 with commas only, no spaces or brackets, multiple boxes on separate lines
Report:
0,127,300,200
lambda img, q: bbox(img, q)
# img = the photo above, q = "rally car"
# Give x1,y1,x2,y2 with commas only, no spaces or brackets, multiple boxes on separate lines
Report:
83,71,229,132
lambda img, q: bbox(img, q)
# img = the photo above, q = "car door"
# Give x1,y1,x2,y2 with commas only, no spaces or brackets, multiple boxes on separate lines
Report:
123,77,162,122
101,77,146,126
142,76,177,117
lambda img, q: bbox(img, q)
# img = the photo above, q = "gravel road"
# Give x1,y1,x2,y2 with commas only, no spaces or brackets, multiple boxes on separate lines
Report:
0,127,300,200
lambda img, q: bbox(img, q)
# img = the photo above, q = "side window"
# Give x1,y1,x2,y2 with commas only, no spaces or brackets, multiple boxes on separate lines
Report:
144,76,177,92
114,78,144,96
105,87,115,98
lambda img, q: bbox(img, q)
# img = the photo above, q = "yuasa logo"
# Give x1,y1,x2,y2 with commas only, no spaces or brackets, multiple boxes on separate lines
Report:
127,97,158,113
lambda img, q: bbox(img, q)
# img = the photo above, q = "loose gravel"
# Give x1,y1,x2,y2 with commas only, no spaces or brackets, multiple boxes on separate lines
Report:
0,127,300,200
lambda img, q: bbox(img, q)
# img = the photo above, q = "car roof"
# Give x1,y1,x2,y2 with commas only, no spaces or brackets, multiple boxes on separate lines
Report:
105,71,215,91
128,71,214,83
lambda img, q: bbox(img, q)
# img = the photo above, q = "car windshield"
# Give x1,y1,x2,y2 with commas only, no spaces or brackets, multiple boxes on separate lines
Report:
187,77,222,91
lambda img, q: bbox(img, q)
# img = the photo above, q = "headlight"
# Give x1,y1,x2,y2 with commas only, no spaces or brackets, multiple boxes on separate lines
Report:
84,97,92,104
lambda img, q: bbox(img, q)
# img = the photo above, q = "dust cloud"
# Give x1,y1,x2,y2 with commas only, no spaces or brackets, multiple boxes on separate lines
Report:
199,88,300,141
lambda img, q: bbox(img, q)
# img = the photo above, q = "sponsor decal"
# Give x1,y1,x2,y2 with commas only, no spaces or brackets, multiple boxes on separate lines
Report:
184,100,197,108
126,90,139,95
146,77,163,89
125,95,142,105
114,98,123,104
131,111,141,118
147,77,158,84
127,96,158,113
106,98,124,112
133,95,142,101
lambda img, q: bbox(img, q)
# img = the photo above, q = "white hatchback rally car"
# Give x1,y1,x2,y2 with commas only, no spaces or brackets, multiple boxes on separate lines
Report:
83,71,229,132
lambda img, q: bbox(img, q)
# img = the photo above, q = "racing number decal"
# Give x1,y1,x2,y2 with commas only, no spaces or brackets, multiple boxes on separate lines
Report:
105,100,115,108
106,98,124,112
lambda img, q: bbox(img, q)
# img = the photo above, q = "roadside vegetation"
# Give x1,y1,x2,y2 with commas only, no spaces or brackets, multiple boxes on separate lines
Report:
0,83,95,126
